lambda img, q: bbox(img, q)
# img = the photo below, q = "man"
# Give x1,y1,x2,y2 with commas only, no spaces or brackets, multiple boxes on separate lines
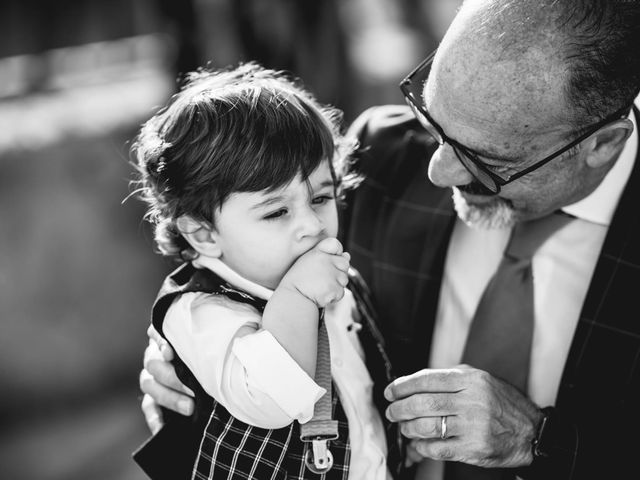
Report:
140,0,640,478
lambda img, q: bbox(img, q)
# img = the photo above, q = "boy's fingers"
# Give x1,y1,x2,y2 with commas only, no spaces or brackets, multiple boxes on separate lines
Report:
331,256,350,273
316,237,343,255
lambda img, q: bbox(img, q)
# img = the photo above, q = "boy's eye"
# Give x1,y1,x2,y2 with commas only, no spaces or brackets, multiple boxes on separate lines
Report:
312,194,334,205
263,208,287,220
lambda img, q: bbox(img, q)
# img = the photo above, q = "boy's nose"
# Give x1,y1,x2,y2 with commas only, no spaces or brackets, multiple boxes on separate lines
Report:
296,209,325,240
427,144,474,188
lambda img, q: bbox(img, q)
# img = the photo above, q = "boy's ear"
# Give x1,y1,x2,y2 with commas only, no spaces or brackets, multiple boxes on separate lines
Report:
584,118,634,169
176,216,222,258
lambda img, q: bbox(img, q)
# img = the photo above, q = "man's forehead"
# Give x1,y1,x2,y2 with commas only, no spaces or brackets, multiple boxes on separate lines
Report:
424,44,572,142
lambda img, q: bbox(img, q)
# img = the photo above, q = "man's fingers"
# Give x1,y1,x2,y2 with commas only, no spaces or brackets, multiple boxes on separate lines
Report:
143,341,162,371
399,415,458,439
386,393,455,422
144,358,195,397
146,325,174,361
384,368,465,401
140,368,195,416
405,440,425,467
412,438,461,462
147,324,164,346
141,393,164,435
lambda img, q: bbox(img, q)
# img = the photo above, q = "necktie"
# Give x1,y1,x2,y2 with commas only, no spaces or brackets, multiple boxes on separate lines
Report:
445,211,573,480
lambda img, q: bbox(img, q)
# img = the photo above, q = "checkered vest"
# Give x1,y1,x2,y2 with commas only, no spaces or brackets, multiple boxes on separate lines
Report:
134,263,402,480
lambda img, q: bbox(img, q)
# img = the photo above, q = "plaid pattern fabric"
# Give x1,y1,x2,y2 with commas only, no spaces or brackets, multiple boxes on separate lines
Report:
344,105,640,480
193,386,350,480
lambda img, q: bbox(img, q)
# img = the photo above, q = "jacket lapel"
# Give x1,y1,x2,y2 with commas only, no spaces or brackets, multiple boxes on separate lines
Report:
557,106,640,405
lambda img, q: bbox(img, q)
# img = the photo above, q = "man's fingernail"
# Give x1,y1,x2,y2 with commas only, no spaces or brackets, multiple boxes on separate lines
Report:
384,386,393,401
179,399,194,415
385,406,393,421
160,344,173,360
183,386,195,397
150,420,162,435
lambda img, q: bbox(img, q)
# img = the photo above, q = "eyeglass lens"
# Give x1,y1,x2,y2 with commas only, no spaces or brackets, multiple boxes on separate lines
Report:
453,148,499,193
404,97,444,144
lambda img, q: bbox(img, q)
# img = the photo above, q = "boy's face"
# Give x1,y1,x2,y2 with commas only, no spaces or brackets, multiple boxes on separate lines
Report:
211,161,339,289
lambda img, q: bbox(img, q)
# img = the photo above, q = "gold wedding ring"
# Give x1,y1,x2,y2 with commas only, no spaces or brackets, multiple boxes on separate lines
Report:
440,416,448,439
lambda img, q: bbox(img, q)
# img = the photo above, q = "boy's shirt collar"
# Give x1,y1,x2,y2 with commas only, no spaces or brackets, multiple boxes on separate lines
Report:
192,255,273,301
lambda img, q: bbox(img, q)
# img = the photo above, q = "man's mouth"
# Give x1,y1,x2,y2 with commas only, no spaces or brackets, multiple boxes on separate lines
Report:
456,181,496,197
454,183,499,205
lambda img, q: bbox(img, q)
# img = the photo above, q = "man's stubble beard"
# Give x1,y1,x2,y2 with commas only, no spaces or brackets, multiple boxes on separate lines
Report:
451,187,517,229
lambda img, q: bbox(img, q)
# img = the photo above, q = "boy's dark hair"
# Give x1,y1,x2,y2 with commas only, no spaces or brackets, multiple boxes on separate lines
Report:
132,63,358,257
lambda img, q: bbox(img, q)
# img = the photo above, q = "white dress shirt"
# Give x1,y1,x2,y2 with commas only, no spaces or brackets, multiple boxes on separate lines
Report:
163,256,391,480
418,109,637,479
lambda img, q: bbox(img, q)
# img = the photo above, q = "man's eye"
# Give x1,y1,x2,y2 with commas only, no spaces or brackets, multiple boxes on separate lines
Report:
486,164,509,173
264,209,287,220
483,161,515,176
312,194,334,205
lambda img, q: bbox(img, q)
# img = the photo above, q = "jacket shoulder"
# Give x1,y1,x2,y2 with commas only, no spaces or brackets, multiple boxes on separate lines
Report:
347,105,429,179
348,105,421,149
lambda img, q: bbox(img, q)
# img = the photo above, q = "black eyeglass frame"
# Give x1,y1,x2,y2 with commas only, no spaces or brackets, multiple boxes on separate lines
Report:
399,51,631,193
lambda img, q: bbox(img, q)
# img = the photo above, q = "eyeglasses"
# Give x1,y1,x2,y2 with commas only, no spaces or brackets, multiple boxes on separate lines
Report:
399,51,631,194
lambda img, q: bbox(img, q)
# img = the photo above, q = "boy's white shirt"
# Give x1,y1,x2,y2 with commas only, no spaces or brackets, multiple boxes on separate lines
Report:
163,255,391,480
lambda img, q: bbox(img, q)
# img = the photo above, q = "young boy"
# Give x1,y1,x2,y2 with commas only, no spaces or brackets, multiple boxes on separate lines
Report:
131,63,400,479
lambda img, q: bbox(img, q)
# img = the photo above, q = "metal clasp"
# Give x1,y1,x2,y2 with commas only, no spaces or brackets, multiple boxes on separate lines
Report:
304,439,334,474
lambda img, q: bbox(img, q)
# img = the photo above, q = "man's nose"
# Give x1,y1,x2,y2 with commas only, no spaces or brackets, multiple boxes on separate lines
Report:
427,144,474,188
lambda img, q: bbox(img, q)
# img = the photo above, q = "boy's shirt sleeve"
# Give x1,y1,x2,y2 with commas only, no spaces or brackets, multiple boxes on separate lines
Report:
163,292,326,429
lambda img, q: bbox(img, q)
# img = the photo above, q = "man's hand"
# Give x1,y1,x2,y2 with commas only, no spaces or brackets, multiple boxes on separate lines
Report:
280,237,350,307
139,326,195,434
384,366,544,469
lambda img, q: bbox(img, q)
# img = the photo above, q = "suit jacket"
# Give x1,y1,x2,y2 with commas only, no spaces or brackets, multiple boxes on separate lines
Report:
343,104,640,479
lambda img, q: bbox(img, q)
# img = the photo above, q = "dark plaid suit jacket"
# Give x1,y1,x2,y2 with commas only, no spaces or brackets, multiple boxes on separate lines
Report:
343,105,640,480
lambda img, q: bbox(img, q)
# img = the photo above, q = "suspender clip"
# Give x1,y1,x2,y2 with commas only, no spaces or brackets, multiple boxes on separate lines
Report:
304,439,334,474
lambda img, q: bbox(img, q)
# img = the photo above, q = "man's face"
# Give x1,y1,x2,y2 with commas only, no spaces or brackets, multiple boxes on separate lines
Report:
422,19,595,227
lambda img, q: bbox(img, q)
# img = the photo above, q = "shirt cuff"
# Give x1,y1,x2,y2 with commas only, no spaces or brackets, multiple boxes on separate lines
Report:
232,329,326,423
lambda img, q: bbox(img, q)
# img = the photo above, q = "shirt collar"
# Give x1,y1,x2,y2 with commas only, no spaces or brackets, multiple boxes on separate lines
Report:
562,108,638,226
192,256,273,300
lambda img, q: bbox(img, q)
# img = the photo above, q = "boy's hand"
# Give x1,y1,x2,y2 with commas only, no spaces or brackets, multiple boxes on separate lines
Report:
281,237,350,307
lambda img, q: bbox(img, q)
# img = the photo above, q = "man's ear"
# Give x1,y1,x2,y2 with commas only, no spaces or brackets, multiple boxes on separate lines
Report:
176,216,222,258
584,118,634,169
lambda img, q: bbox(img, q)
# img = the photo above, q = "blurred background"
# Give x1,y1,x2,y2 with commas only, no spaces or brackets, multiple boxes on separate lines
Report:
0,1,460,478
